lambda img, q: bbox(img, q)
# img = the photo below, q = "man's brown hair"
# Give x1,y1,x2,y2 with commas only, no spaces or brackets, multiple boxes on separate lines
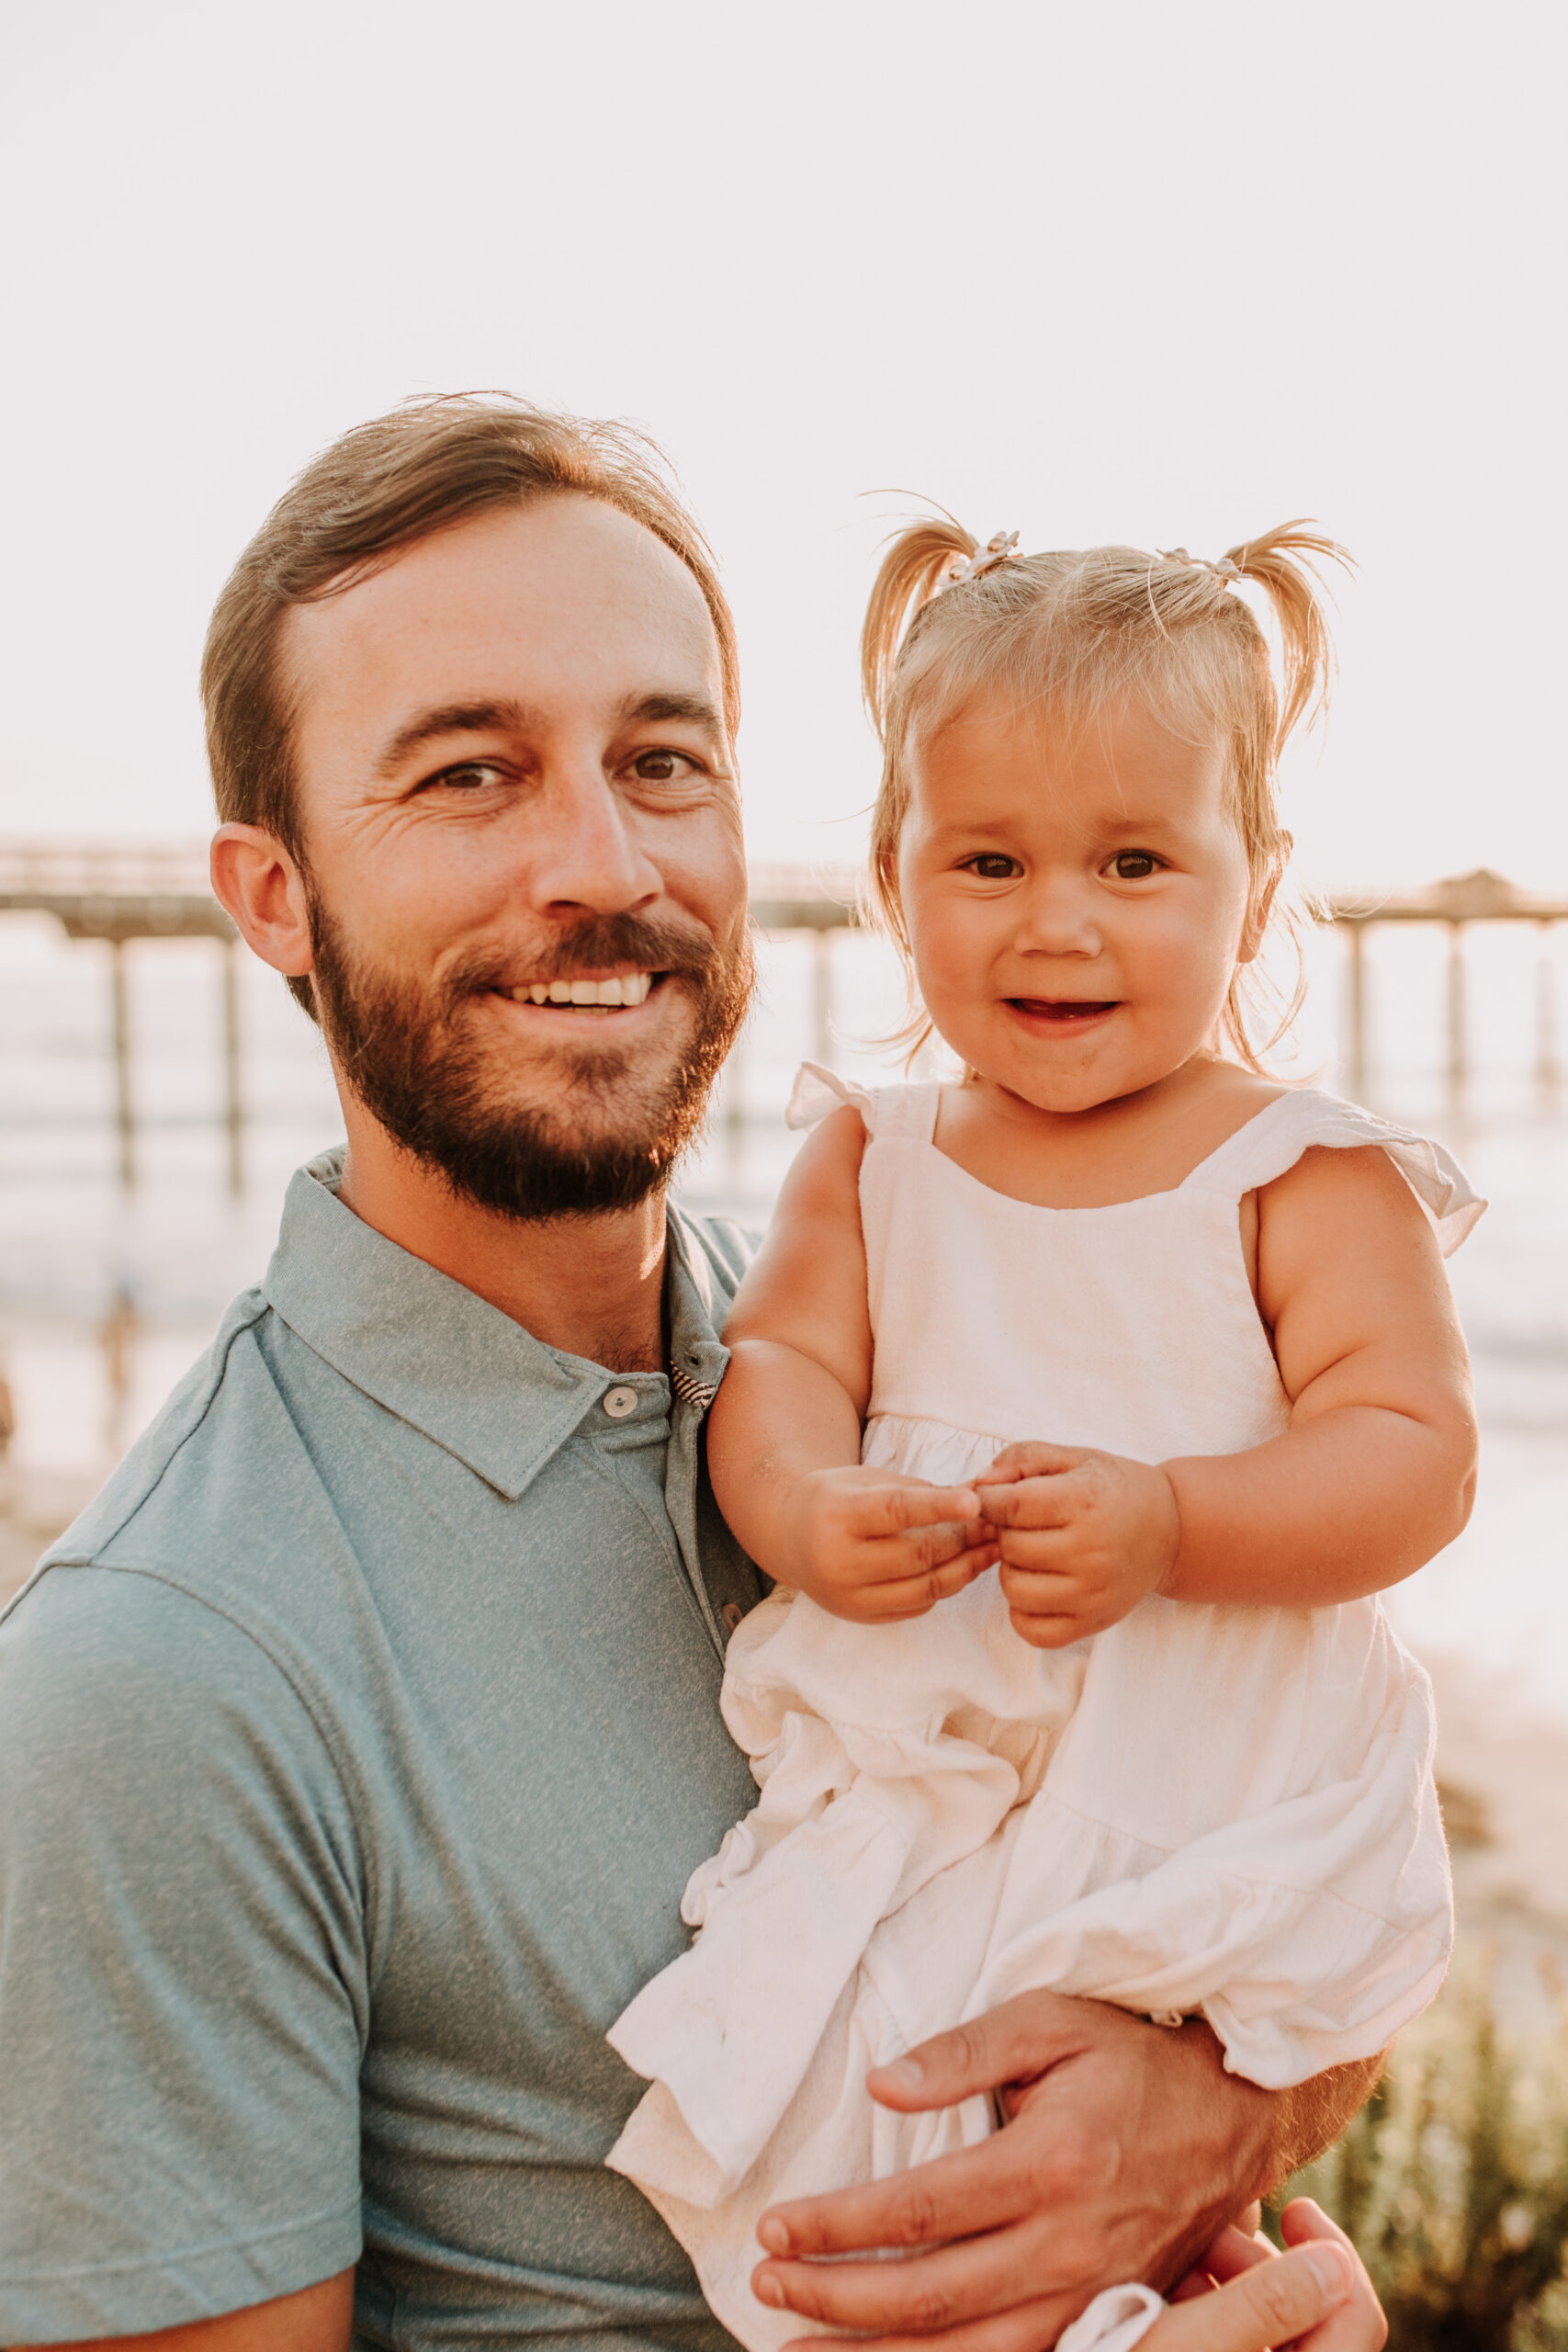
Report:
202,393,740,1008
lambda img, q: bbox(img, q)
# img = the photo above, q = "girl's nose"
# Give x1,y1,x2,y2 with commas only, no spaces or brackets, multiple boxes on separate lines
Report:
1014,874,1101,957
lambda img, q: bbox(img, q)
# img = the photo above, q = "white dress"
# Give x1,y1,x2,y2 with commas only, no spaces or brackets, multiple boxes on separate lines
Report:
608,1072,1481,2351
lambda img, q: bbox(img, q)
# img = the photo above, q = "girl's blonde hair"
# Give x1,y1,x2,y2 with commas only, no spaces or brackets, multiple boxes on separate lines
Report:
861,513,1351,1069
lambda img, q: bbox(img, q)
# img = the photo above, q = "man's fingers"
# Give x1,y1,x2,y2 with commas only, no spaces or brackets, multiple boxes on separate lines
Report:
865,1996,1094,2113
777,2290,1079,2352
779,2289,1078,2352
1195,2224,1274,2285
1278,2199,1387,2346
754,2215,1078,2335
1141,2242,1356,2350
757,2124,1042,2258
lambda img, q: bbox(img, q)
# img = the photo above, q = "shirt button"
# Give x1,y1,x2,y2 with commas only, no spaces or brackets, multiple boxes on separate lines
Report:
720,1601,744,1634
603,1385,638,1419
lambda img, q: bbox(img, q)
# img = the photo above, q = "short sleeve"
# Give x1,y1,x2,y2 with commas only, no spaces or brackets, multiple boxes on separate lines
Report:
1188,1091,1486,1258
784,1060,875,1133
0,1566,367,2343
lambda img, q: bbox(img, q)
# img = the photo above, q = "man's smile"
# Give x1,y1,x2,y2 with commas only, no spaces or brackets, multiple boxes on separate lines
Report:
497,968,660,1011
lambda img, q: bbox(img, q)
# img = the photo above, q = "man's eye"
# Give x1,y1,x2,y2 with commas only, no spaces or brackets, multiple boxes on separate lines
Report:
965,854,1020,881
430,762,504,792
1110,851,1159,880
631,749,698,784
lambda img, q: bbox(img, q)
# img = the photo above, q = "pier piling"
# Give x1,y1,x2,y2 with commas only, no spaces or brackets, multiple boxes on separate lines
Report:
3,851,1567,1148
108,941,135,1191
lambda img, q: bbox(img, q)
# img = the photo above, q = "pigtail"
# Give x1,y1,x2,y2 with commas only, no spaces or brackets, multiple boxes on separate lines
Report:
860,513,977,740
1222,522,1354,751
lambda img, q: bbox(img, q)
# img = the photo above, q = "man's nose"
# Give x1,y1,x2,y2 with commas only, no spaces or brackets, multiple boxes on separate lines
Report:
517,765,663,918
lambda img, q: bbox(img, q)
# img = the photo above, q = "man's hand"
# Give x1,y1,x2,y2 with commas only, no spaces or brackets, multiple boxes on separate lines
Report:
1155,2200,1387,2349
750,1993,1298,2352
782,1467,1000,1623
976,1444,1181,1648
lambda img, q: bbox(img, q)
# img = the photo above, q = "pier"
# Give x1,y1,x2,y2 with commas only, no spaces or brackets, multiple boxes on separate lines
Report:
2,842,1564,1193
1332,867,1568,1096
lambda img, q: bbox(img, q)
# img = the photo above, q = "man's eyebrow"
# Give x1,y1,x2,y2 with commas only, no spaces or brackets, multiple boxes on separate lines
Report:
375,700,531,775
375,690,726,776
617,690,726,733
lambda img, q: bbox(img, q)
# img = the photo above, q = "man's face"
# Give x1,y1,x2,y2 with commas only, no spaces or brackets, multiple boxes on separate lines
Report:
279,493,752,1219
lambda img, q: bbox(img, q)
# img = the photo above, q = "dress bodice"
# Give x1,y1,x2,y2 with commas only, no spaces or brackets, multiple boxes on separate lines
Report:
787,1066,1483,1473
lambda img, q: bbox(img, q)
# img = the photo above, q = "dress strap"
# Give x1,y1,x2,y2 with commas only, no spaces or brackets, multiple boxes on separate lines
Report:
1182,1089,1484,1258
784,1062,941,1144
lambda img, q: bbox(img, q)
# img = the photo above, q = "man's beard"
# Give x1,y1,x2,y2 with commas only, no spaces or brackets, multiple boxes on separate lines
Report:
309,902,754,1222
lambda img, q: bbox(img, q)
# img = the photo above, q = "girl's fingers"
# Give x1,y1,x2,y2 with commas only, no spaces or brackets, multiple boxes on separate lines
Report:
975,1474,1084,1530
853,1483,984,1535
1001,1561,1086,1618
1007,1610,1087,1650
854,1542,1000,1617
997,1556,1077,1598
981,1442,1088,1480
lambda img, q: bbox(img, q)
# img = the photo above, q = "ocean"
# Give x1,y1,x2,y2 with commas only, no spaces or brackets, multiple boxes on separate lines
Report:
3,906,1565,1721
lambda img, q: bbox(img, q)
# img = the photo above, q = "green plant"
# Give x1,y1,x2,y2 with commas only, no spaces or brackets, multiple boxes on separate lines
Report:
1269,1969,1568,2349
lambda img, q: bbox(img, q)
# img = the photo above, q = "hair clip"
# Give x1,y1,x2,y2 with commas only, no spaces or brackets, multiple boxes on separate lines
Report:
1158,547,1242,583
943,529,1021,589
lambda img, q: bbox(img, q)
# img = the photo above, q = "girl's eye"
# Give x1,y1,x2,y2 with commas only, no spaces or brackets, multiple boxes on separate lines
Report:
631,748,699,784
965,854,1021,881
1110,851,1160,880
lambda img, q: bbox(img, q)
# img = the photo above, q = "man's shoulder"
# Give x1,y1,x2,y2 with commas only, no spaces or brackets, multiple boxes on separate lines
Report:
671,1203,761,1323
5,1284,359,1650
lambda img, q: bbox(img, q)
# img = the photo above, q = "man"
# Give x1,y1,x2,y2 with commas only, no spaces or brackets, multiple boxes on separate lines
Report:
0,397,1378,2352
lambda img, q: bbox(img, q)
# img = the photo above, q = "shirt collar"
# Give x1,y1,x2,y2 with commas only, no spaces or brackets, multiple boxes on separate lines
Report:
263,1149,729,1500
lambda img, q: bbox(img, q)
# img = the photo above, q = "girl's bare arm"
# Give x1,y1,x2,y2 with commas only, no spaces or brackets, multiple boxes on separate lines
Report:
1161,1143,1478,1603
708,1107,996,1612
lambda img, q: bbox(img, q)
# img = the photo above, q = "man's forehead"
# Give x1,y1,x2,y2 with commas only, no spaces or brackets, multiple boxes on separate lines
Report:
281,494,723,744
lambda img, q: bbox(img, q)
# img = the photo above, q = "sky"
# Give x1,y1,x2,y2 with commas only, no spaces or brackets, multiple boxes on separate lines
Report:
1,0,1562,895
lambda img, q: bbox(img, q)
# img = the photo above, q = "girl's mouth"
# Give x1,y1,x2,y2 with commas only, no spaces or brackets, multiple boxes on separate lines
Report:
1007,997,1121,1027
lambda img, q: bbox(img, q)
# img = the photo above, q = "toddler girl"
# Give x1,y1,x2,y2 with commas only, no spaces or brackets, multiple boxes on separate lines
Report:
606,518,1480,2349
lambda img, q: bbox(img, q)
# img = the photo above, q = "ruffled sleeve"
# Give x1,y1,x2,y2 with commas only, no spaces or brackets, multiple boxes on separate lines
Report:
1188,1091,1485,1257
784,1060,876,1134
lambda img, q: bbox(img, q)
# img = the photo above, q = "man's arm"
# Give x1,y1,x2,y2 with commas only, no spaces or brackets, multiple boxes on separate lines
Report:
749,1992,1381,2352
17,2271,355,2352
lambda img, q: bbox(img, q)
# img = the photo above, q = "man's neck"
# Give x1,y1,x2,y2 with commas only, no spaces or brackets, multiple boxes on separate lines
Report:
334,1106,669,1373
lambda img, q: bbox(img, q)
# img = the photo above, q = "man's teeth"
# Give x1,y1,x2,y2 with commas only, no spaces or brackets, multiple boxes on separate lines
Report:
508,973,654,1008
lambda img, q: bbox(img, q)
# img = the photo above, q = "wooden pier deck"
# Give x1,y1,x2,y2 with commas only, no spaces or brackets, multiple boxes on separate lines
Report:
3,843,1564,1191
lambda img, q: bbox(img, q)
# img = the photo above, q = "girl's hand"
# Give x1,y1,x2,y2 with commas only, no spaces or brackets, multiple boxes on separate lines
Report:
784,1467,999,1623
1151,2199,1386,2349
975,1442,1181,1647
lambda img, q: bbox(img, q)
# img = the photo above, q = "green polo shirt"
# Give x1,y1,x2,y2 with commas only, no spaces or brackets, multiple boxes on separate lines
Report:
0,1152,763,2351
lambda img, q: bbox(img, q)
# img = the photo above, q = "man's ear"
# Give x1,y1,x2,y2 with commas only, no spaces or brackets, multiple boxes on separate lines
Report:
210,824,315,978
